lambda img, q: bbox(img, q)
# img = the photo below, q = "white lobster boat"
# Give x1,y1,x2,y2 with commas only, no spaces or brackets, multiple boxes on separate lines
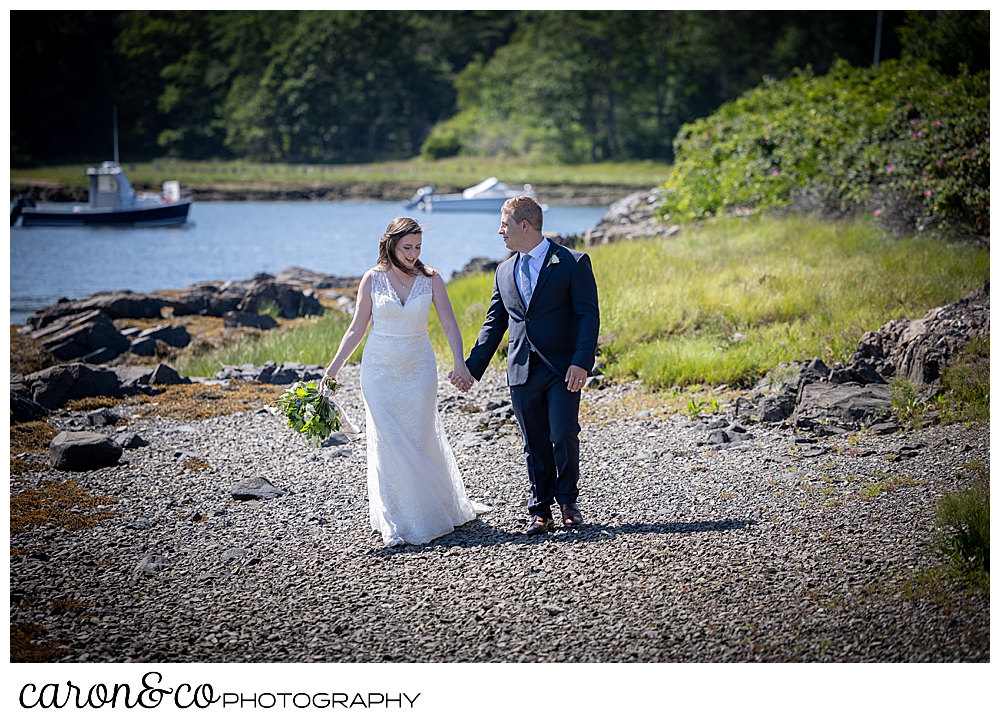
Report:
402,177,535,213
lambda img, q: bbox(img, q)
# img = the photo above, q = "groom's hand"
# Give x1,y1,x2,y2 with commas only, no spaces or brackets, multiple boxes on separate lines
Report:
565,365,587,393
448,371,472,393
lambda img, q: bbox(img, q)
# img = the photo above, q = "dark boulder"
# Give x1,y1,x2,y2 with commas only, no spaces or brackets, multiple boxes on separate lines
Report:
452,256,504,280
273,266,362,289
49,431,123,471
113,431,149,449
223,311,279,330
133,323,191,348
793,382,893,428
85,408,122,427
11,390,49,422
149,363,190,385
25,290,170,330
27,309,130,362
215,361,323,385
849,281,989,384
237,278,323,319
231,477,285,501
26,363,126,410
129,337,157,356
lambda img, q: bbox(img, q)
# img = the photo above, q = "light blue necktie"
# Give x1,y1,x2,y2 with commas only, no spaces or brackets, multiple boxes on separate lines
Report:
518,253,533,307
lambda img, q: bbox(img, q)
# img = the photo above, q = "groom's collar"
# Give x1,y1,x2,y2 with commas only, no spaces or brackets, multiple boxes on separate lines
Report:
521,238,549,261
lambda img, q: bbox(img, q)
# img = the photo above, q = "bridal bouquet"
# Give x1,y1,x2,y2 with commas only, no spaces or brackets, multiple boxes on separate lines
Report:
273,377,343,447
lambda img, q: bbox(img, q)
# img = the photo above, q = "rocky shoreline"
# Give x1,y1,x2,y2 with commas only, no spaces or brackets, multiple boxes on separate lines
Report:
9,283,992,663
10,360,990,663
10,181,647,207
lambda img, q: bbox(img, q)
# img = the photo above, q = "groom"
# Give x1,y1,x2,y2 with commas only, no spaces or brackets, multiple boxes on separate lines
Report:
455,196,600,535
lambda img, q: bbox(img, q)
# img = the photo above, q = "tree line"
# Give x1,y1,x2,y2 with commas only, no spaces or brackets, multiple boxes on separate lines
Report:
11,10,986,167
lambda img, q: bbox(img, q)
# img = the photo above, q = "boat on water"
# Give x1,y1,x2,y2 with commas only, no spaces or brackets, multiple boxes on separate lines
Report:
11,162,192,227
402,177,536,213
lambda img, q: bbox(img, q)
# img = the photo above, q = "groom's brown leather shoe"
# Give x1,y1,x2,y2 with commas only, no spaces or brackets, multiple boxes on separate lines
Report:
560,503,583,526
524,516,555,536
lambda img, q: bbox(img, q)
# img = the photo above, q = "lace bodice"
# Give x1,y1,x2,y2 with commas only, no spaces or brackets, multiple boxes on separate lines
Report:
370,269,433,336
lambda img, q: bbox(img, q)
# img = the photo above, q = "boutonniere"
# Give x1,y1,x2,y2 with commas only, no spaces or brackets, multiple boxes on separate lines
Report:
548,253,560,266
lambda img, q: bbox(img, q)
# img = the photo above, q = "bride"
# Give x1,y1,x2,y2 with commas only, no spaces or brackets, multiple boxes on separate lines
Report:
321,217,485,547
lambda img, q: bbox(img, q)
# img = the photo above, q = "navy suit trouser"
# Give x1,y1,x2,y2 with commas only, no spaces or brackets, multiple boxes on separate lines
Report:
509,352,581,519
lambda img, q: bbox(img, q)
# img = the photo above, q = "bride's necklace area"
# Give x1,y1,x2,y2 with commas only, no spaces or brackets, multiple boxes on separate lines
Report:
389,265,416,303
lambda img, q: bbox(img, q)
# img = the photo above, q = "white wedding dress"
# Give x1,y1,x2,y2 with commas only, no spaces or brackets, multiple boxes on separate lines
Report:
361,269,484,546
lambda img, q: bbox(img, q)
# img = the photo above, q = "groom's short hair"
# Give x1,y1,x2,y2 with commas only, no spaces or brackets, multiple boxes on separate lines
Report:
502,196,543,233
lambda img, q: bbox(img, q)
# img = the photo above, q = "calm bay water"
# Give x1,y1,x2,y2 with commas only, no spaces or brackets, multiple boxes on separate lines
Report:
9,200,607,325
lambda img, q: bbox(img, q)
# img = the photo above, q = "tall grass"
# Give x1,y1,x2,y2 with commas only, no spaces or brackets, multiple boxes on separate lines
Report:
175,216,988,388
440,216,988,387
175,313,357,378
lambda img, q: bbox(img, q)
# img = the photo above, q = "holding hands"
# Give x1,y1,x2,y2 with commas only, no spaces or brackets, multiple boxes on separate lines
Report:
449,360,474,393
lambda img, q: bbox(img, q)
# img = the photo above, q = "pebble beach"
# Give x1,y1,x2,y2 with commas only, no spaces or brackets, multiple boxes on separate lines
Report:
10,364,990,664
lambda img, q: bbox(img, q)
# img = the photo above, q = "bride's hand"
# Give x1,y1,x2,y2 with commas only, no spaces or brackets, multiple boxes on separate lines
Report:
320,374,337,396
451,361,474,392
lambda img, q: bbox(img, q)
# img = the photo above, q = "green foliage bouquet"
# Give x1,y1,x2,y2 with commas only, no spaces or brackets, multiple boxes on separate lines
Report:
273,377,342,447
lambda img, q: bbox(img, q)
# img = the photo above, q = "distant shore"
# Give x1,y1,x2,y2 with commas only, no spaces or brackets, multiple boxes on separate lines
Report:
9,180,647,207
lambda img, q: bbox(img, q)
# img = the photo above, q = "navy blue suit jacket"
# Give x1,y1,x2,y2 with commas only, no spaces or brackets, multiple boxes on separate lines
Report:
466,242,600,386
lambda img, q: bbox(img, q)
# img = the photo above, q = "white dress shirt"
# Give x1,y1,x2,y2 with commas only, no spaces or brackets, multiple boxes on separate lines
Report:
518,239,550,302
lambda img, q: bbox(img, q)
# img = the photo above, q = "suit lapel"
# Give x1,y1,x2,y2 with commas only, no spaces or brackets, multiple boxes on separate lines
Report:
502,256,526,314
528,242,559,307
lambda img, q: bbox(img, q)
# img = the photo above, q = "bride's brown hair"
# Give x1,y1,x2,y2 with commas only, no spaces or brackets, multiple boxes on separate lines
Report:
377,217,432,277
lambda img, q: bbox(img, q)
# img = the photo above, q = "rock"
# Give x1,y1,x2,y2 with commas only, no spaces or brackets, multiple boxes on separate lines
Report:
846,358,886,385
149,363,190,386
10,390,49,422
452,256,504,280
869,422,900,436
320,432,352,447
706,429,730,445
85,408,122,427
49,431,123,471
113,431,149,449
27,309,130,362
113,365,154,389
849,281,989,383
223,311,279,330
273,267,361,290
129,337,158,356
133,324,192,349
236,276,323,319
126,519,152,530
221,548,247,561
755,392,796,422
215,361,322,384
134,554,172,574
583,188,679,245
171,281,247,317
794,382,893,428
25,290,170,330
26,363,128,410
231,477,285,501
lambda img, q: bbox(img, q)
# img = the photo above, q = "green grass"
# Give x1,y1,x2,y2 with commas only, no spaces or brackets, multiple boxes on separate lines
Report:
174,215,987,388
939,335,990,424
593,216,986,387
935,459,989,588
175,313,357,379
11,157,670,192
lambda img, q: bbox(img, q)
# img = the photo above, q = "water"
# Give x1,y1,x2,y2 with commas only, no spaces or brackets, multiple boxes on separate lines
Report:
9,200,607,325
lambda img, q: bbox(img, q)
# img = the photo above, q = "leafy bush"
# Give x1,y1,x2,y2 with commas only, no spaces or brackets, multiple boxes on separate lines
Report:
661,59,989,238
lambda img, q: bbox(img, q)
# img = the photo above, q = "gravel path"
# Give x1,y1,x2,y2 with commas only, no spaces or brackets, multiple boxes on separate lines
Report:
11,365,989,663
